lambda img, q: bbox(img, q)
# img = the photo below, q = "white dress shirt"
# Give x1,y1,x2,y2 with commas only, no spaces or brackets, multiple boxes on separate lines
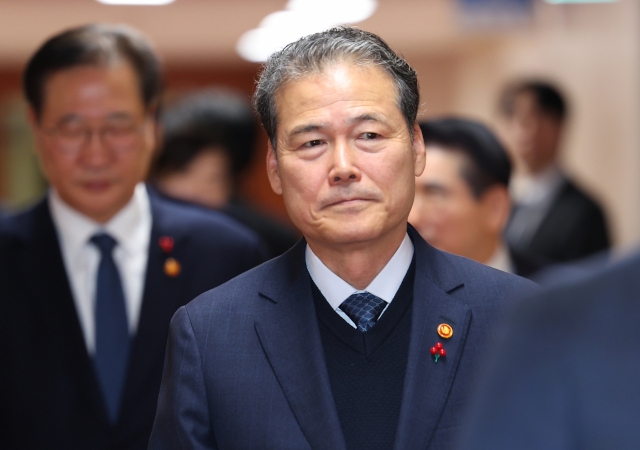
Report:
49,183,152,354
305,233,414,329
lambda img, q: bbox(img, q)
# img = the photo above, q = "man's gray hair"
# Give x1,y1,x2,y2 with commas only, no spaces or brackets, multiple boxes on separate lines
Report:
253,26,419,149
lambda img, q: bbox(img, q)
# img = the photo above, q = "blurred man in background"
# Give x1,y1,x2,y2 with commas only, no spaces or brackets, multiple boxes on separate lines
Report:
0,24,264,450
499,80,609,264
409,118,540,278
150,89,298,258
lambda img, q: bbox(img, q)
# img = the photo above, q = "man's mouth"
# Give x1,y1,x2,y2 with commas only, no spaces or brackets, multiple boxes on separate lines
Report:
81,181,113,192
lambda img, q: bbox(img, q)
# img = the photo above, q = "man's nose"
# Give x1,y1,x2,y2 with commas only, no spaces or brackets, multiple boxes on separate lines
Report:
80,129,112,166
328,139,361,185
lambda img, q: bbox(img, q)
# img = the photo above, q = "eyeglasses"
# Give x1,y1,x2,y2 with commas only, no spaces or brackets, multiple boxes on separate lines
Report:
44,119,148,154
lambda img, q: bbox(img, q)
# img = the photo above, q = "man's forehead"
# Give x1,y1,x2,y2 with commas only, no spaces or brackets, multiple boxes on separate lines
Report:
40,62,148,118
273,64,402,130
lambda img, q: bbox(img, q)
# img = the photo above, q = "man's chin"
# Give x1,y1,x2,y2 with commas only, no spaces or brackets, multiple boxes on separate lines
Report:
65,189,131,223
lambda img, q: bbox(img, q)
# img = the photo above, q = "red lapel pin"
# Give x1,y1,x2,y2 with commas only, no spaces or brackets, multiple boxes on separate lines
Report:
159,236,175,254
430,342,446,363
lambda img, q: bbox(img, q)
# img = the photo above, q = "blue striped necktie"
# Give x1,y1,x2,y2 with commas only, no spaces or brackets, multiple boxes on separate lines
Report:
90,233,130,424
339,292,387,332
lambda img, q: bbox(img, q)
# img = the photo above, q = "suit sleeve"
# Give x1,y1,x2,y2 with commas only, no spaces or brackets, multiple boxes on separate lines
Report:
149,306,217,450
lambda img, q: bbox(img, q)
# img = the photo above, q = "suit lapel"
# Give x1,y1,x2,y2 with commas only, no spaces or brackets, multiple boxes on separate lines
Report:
254,240,347,450
119,195,190,417
20,200,109,426
394,228,472,450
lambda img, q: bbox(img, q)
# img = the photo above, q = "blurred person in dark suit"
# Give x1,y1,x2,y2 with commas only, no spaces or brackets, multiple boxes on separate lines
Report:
500,80,610,264
150,89,298,258
409,118,541,279
457,249,640,450
149,27,535,450
0,24,264,450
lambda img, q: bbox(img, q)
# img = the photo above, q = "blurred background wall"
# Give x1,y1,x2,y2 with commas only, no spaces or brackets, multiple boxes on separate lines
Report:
0,0,637,249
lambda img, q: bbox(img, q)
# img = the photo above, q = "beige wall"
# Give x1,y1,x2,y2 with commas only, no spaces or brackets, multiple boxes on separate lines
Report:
412,0,640,249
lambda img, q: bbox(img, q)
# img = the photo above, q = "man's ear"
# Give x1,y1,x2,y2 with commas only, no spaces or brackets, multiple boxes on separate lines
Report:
27,107,44,155
412,123,426,177
266,140,282,195
27,106,39,129
481,185,512,234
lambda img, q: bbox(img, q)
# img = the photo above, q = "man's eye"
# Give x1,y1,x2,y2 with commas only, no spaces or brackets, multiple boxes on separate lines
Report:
105,124,136,137
57,126,85,138
303,139,323,147
360,132,380,140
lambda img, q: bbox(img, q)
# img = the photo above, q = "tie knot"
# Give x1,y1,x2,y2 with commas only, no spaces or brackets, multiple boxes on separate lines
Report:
339,291,387,332
90,233,118,254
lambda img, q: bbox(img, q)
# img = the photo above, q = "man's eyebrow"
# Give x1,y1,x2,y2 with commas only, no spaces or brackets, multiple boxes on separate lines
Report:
289,123,325,136
288,114,388,136
349,113,388,126
419,181,447,193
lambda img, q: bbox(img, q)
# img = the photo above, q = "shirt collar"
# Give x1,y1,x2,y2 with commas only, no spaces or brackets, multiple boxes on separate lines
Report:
49,182,151,255
305,233,414,310
485,242,514,274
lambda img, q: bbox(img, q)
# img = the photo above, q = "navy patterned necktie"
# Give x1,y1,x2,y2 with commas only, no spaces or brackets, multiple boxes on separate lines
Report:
339,292,387,332
90,233,130,424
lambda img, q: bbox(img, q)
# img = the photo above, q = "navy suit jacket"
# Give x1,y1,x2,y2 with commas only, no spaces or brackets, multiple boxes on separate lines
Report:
149,226,535,450
506,178,610,265
0,189,265,450
458,251,640,450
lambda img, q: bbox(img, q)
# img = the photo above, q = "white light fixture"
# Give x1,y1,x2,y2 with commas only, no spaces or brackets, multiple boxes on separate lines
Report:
97,0,176,5
545,0,617,3
237,0,377,62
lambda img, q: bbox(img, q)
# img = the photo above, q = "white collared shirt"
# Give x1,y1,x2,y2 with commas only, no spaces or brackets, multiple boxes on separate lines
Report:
49,183,152,354
305,233,414,328
485,242,515,274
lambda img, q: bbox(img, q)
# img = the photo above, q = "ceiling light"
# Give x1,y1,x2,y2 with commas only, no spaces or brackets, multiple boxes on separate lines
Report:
545,0,618,3
237,0,377,62
97,0,176,5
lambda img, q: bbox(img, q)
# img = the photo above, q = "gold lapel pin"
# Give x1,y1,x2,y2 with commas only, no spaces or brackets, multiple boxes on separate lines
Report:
437,323,453,339
164,257,181,278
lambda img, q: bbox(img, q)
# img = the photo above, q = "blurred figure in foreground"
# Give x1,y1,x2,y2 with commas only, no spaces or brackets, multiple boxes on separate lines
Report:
500,80,609,264
0,24,264,450
458,250,640,449
151,89,298,258
409,118,541,278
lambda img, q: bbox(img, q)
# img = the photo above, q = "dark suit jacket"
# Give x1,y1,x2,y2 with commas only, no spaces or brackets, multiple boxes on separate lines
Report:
458,251,640,450
506,178,610,264
510,247,544,280
223,199,299,258
0,189,265,450
149,226,535,450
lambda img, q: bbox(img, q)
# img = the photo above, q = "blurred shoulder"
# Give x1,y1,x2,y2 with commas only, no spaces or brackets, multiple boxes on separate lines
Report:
0,198,48,244
148,188,263,248
519,250,640,325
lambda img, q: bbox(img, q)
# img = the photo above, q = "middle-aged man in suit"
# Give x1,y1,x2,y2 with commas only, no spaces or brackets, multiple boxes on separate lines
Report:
0,24,264,450
499,80,610,265
150,27,535,450
457,251,640,450
409,118,541,279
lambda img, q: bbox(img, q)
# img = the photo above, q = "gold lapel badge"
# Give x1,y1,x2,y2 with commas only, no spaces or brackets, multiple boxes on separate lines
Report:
164,257,181,278
437,323,453,339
